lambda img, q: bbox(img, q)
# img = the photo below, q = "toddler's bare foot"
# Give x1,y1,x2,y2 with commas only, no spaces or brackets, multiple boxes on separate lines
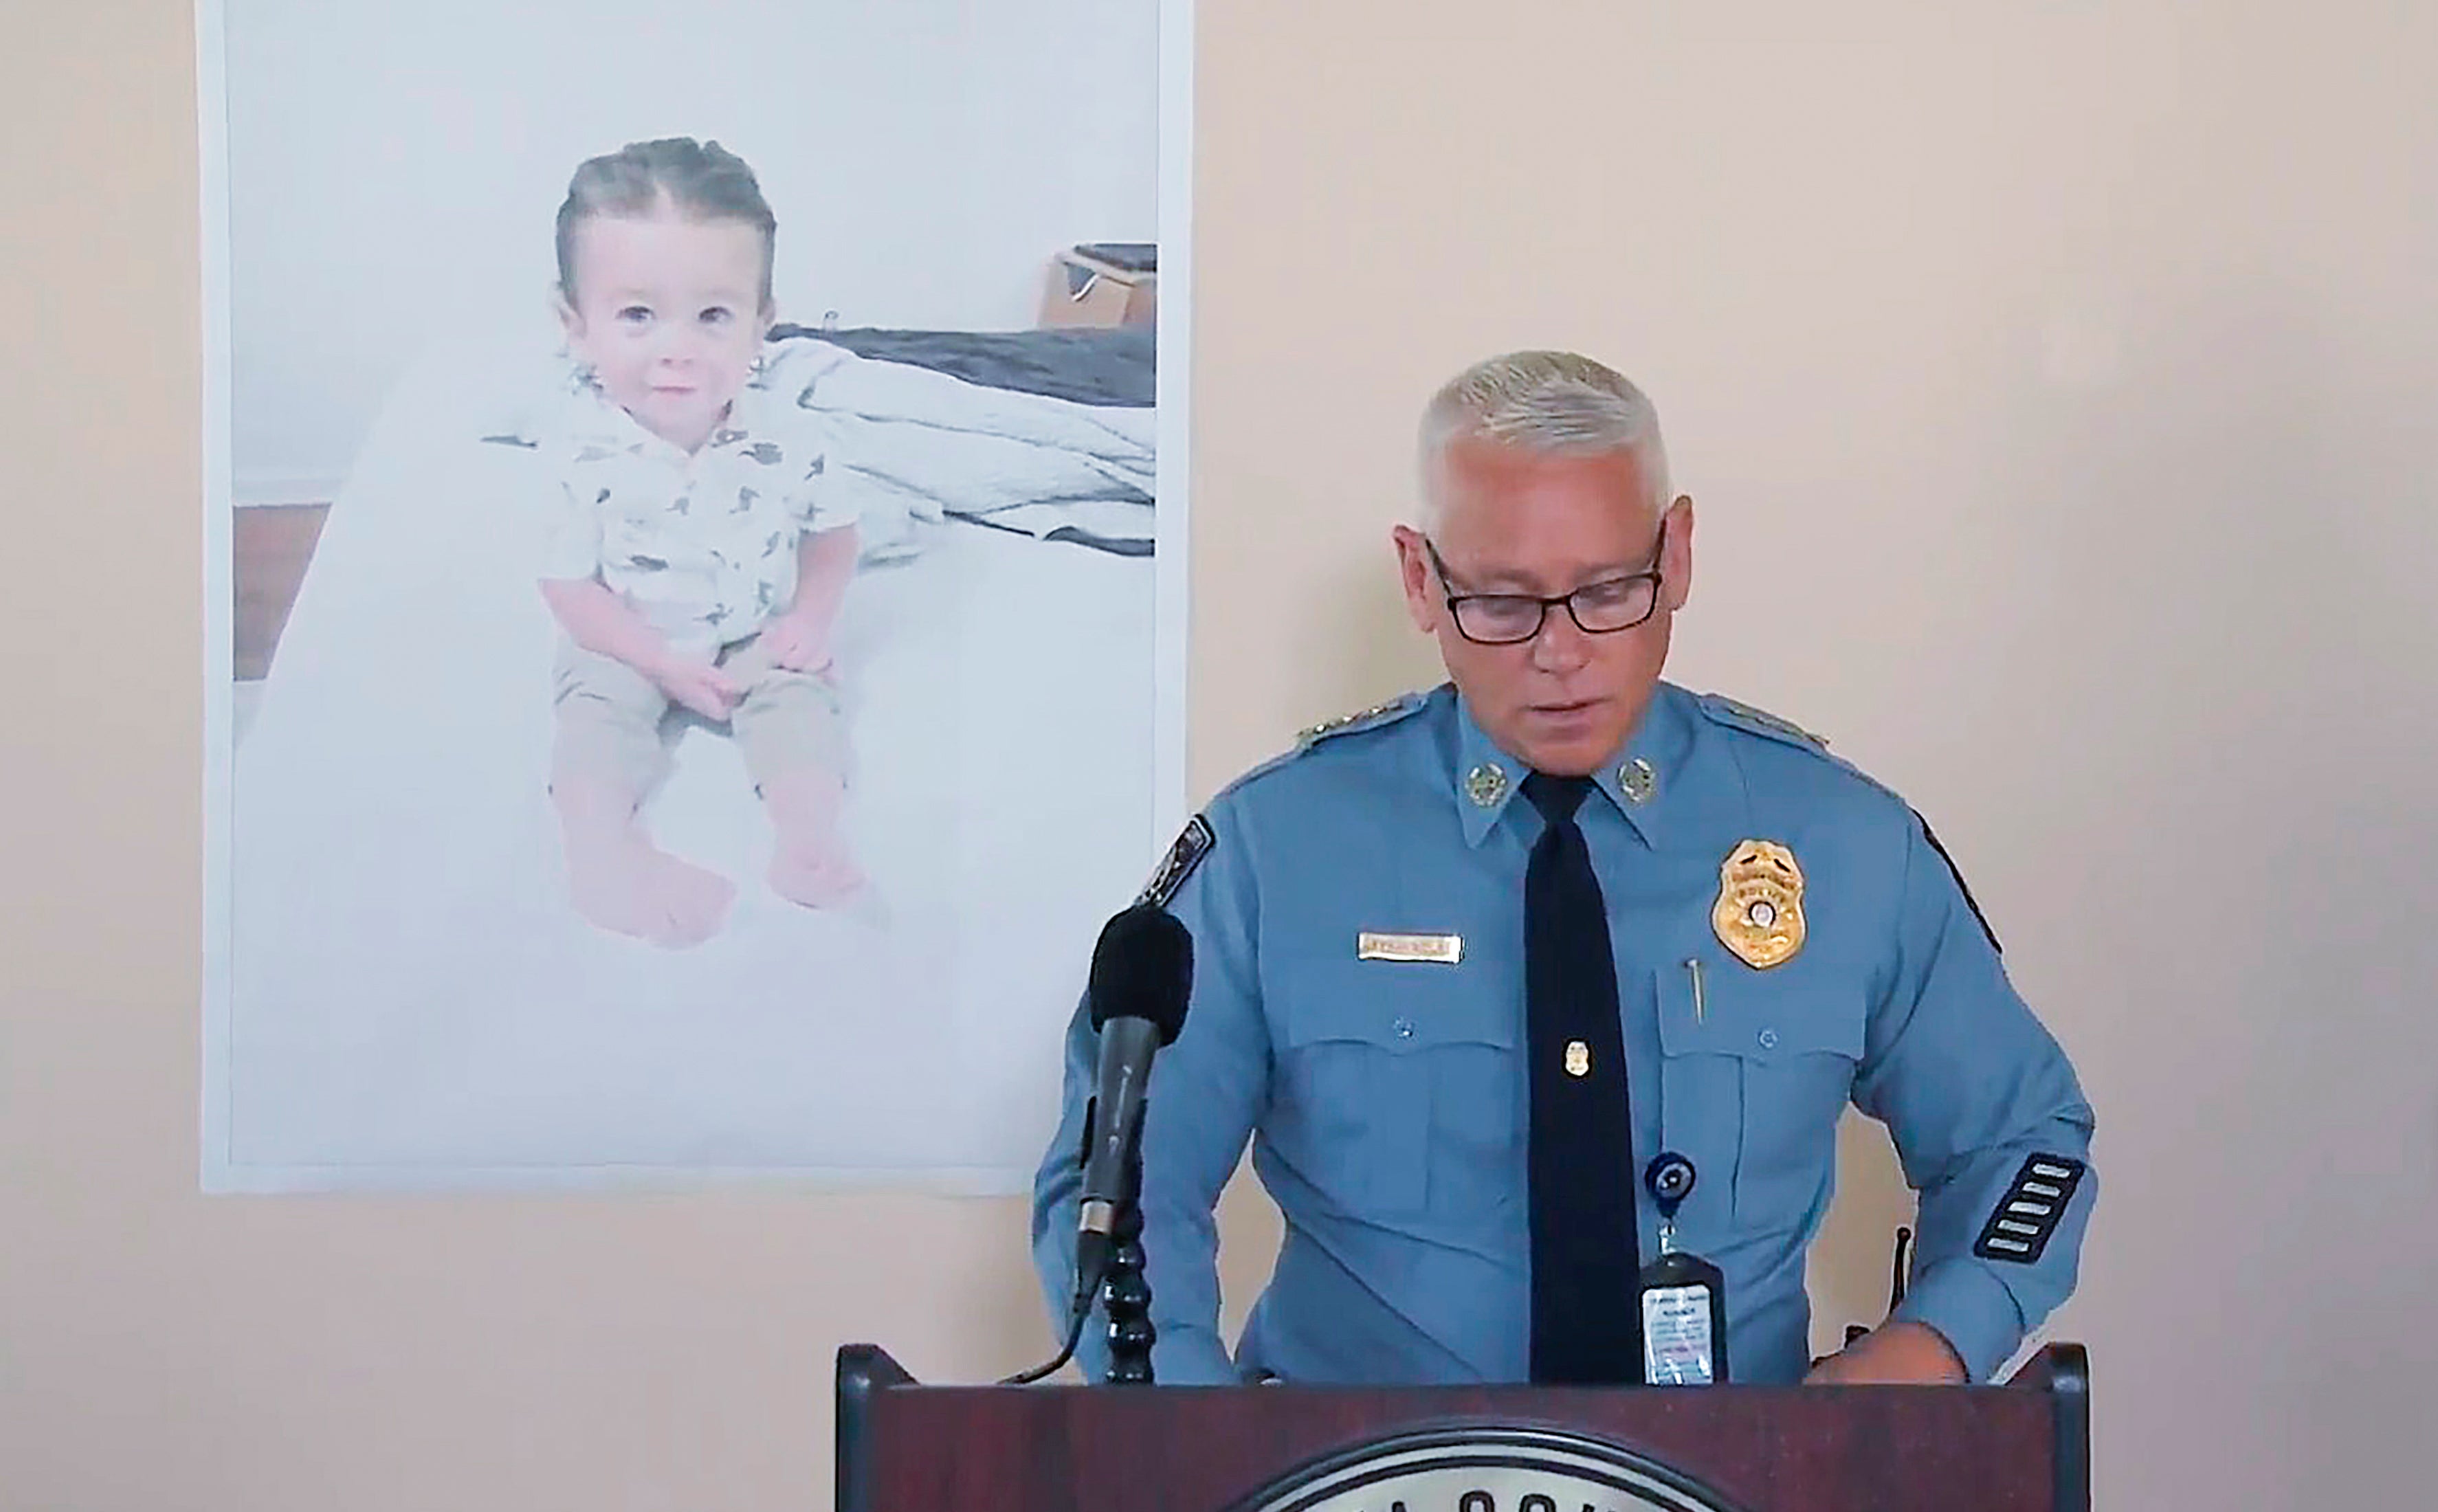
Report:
649,847,740,945
761,768,865,910
769,843,865,910
567,834,735,948
554,775,735,947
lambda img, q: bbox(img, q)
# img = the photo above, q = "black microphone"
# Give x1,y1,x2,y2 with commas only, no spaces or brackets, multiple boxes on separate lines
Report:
1072,902,1193,1310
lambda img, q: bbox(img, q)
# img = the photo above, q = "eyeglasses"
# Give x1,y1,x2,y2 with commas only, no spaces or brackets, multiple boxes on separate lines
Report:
1423,521,1668,645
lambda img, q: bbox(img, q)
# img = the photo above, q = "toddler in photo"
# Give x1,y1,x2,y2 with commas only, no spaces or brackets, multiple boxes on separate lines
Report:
535,137,864,948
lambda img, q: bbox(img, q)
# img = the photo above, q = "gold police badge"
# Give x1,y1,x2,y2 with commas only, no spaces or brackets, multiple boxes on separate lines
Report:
1712,839,1806,969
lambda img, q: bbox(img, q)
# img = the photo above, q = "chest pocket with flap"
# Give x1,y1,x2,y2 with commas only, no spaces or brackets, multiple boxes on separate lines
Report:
1270,953,1518,1219
1655,957,1866,1231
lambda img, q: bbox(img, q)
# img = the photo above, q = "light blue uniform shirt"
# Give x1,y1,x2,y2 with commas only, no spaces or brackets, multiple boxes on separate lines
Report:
1030,680,2097,1387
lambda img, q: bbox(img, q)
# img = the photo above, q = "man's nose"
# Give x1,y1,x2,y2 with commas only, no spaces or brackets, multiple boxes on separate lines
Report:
1529,605,1591,672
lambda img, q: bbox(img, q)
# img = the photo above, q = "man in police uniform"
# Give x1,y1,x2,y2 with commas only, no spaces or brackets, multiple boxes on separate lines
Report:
1030,350,2096,1389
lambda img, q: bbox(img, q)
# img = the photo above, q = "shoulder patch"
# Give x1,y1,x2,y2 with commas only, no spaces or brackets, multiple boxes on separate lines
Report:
1135,814,1215,908
1295,691,1428,748
1695,692,1830,751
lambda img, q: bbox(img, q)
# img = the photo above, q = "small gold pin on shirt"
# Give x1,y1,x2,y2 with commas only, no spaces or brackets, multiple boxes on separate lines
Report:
1564,1041,1592,1077
1356,931,1464,965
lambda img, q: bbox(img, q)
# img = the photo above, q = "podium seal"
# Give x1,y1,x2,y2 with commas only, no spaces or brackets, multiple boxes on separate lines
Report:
1234,1427,1745,1512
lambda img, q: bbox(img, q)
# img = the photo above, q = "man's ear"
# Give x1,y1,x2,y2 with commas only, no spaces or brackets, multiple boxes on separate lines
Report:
1392,524,1439,634
1661,495,1695,612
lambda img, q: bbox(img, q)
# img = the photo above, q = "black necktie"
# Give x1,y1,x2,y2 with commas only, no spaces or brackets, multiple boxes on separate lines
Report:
1521,771,1643,1384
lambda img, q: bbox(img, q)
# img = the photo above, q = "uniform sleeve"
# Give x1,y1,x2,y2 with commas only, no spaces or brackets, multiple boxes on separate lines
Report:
539,473,603,583
1029,802,1273,1385
1853,812,2098,1382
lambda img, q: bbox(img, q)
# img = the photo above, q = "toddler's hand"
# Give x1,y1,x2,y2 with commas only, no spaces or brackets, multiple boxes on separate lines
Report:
759,614,834,675
650,654,744,720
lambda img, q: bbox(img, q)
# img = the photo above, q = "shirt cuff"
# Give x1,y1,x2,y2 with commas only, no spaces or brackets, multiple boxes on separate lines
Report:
1890,1259,2026,1383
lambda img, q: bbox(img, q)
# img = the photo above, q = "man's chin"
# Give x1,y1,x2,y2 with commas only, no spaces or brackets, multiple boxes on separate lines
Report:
1503,702,1622,775
1502,736,1613,779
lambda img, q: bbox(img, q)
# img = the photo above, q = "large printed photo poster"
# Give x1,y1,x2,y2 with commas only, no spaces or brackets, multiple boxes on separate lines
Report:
199,0,1189,1190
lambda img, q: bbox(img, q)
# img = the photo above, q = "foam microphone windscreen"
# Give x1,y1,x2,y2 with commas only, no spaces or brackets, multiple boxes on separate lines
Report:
1085,903,1193,1042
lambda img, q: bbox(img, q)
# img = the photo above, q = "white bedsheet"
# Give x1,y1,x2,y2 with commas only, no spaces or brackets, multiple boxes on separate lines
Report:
217,342,1157,1189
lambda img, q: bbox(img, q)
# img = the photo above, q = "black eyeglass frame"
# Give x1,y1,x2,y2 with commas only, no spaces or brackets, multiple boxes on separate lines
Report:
1422,518,1670,646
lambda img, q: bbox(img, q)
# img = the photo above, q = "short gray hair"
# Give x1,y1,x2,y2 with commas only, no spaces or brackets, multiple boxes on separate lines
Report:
1415,350,1672,530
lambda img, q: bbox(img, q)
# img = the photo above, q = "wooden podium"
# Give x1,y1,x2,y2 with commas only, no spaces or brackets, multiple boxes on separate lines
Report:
836,1342,2089,1511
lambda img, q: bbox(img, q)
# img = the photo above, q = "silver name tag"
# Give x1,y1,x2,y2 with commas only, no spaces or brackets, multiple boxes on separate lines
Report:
1356,931,1463,964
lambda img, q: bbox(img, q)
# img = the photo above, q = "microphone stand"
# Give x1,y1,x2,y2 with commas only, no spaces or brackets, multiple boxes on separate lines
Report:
1000,1102,1160,1388
1099,1134,1156,1384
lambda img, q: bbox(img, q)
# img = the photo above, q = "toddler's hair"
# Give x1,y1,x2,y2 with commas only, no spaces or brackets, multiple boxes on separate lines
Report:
554,137,778,309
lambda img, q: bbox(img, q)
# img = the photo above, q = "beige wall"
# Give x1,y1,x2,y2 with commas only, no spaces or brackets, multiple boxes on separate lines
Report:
8,3,2435,1508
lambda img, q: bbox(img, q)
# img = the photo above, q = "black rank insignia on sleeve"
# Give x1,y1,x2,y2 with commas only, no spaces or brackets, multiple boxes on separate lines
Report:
1973,1153,2087,1264
1137,815,1215,909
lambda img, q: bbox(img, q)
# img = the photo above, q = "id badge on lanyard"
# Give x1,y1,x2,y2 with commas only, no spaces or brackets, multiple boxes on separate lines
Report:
1638,1151,1730,1386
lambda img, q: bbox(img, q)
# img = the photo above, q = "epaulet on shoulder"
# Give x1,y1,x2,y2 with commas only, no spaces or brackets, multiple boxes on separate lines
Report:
1195,691,1432,811
1696,689,1916,809
1695,692,2002,951
1694,691,1832,753
1294,690,1430,750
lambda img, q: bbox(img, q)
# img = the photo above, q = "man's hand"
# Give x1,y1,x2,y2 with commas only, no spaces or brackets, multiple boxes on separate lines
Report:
647,653,744,721
756,611,835,675
1803,1321,1969,1386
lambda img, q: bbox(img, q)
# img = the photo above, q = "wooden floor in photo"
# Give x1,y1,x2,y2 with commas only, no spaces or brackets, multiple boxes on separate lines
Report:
233,502,329,681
